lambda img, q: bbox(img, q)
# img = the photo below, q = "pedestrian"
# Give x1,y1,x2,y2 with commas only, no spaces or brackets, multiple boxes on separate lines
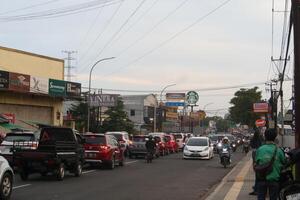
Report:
249,128,264,195
255,129,286,200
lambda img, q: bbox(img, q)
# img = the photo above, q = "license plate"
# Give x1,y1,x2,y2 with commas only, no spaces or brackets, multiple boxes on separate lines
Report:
287,193,300,200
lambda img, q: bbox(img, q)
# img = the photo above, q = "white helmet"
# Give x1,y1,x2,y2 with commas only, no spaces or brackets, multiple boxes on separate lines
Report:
223,137,229,141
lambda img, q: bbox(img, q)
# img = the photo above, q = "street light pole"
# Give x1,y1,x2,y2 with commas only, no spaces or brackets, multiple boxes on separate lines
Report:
87,57,115,132
201,103,213,134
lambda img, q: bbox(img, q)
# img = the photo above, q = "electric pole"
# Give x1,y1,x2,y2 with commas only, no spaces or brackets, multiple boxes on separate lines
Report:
62,50,77,81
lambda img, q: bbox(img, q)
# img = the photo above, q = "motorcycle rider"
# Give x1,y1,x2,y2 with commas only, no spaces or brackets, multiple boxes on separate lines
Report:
243,136,250,153
145,135,156,161
219,137,231,163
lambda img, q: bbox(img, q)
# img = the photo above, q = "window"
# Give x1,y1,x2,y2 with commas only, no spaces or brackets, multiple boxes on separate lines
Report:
130,109,135,116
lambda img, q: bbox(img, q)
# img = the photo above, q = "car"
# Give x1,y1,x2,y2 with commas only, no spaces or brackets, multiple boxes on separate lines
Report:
0,155,13,200
164,134,179,153
148,132,169,156
170,133,185,150
128,135,159,158
183,137,214,160
0,131,40,166
83,133,124,169
106,131,131,156
13,127,85,181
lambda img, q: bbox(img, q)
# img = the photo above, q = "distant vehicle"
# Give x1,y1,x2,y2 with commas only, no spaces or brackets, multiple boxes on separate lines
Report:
0,131,39,166
183,137,214,160
0,155,13,200
13,127,85,181
164,134,179,153
128,135,159,159
220,146,231,168
170,133,185,150
148,133,169,156
106,131,130,156
83,133,124,169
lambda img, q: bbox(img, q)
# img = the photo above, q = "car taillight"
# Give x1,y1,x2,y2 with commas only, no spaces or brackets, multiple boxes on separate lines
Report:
31,143,38,149
100,145,109,151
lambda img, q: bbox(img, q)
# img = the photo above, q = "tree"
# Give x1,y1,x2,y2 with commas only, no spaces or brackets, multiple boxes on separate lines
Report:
229,87,262,127
101,99,135,134
69,102,88,132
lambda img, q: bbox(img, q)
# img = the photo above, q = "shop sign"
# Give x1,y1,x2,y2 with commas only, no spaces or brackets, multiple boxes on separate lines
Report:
253,103,269,113
49,79,66,97
166,93,186,100
9,72,30,92
90,94,119,107
30,76,49,94
66,82,81,97
0,70,9,90
186,91,199,105
2,113,15,124
255,119,266,127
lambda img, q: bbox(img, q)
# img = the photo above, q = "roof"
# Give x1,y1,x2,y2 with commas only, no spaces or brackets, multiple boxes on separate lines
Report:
0,46,64,63
83,133,105,136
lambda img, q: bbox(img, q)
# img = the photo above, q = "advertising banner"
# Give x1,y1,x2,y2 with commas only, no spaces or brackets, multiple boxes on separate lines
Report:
30,76,49,94
0,70,9,90
66,82,81,97
165,102,185,107
166,93,186,100
253,103,269,113
9,72,30,92
49,79,66,97
90,94,119,107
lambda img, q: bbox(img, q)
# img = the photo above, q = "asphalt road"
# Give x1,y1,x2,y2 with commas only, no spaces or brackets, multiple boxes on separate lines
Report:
12,151,244,200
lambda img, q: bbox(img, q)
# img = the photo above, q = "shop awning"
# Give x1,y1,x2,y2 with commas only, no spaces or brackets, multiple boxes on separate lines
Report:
0,123,27,131
22,120,52,128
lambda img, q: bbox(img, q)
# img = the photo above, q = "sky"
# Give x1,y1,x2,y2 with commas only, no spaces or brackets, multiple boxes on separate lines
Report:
0,0,294,116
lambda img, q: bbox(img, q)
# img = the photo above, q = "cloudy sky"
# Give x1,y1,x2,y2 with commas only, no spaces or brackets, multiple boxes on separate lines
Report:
0,0,294,115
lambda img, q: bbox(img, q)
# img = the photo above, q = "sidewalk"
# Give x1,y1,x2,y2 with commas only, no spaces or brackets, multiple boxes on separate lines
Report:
204,152,256,200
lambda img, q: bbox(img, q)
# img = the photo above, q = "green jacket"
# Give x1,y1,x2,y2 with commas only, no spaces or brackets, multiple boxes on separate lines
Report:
255,143,286,181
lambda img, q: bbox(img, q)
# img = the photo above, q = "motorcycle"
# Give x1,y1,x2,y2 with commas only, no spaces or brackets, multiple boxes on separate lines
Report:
146,149,155,163
279,148,300,200
220,147,231,168
231,143,237,152
243,141,250,154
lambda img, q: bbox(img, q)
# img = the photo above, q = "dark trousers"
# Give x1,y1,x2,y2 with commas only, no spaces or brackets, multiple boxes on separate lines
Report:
257,181,279,200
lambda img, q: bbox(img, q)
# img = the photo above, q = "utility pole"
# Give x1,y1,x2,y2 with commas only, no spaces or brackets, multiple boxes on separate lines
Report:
62,50,77,81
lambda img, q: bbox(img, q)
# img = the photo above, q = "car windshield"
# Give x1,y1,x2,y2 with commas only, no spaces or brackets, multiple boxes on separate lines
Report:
174,134,182,139
4,134,35,142
84,135,105,145
132,136,146,142
187,138,208,146
107,134,123,141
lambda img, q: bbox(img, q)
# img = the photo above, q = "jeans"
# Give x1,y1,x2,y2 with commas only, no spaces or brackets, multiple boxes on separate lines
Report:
257,181,279,200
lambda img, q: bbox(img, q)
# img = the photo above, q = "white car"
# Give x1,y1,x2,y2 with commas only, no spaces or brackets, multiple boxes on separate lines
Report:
183,137,214,160
171,133,185,150
0,156,13,200
106,131,131,155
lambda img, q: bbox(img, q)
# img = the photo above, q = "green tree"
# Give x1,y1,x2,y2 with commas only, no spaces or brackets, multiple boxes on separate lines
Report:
101,99,135,134
69,102,88,132
229,87,262,127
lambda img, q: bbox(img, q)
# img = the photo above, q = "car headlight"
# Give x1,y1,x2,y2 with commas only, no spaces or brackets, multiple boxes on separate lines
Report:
204,147,209,151
184,146,189,151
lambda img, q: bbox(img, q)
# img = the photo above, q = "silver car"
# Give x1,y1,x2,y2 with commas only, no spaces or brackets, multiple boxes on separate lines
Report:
0,156,13,200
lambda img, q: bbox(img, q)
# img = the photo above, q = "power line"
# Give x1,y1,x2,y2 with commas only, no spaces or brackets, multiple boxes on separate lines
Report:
103,0,233,77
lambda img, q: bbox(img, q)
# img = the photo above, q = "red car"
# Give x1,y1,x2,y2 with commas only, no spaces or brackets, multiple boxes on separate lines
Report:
148,133,169,156
83,133,124,169
164,134,179,153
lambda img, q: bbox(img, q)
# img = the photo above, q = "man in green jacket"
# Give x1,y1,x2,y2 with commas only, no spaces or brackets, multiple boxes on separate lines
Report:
255,129,286,200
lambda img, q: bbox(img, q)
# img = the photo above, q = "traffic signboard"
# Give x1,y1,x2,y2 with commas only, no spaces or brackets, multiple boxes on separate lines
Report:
165,102,185,107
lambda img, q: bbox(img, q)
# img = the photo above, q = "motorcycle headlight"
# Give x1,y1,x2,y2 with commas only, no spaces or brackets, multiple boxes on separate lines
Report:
217,143,222,147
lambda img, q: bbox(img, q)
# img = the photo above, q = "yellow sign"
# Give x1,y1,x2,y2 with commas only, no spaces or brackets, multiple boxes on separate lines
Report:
166,112,178,119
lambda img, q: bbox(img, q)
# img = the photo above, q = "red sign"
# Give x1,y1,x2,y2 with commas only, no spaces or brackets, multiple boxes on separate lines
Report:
253,103,269,113
2,113,16,124
9,72,30,92
255,119,266,127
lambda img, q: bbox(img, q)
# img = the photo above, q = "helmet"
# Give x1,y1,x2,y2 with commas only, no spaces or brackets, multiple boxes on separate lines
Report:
223,137,229,142
148,135,153,140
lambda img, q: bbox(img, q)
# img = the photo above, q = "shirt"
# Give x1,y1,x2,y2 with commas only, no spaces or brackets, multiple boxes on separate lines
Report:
255,143,286,181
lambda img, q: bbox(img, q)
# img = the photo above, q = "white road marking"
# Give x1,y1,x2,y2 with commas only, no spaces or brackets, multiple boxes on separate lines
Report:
13,184,31,190
82,170,96,174
125,160,138,165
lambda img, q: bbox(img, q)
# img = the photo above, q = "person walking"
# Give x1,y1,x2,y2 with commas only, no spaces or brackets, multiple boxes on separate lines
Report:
249,128,264,195
255,129,286,200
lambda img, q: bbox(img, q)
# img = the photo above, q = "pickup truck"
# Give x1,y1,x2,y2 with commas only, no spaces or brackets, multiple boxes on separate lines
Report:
13,127,85,181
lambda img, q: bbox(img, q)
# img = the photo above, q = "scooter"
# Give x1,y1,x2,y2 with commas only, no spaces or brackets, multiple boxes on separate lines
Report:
231,143,237,152
243,141,250,154
220,147,231,168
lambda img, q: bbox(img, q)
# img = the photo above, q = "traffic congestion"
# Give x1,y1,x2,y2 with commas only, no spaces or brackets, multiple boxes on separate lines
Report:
0,127,253,200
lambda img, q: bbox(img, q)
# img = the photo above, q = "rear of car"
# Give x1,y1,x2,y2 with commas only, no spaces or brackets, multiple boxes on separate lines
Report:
0,132,39,166
148,133,168,156
106,132,130,155
164,135,179,153
173,133,184,150
84,134,124,169
128,135,147,158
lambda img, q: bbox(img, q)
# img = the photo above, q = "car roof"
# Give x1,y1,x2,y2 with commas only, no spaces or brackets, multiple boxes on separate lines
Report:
6,132,35,136
106,131,128,135
83,133,105,137
189,136,209,140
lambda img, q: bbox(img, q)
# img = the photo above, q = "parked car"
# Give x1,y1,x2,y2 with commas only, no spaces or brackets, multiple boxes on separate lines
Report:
84,133,124,169
164,134,179,153
0,155,13,200
171,133,185,150
13,127,85,181
106,131,131,156
128,135,159,159
148,132,169,156
183,137,214,160
0,131,39,166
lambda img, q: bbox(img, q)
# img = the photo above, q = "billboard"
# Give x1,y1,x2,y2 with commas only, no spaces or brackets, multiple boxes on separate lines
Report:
9,72,30,92
49,79,66,97
90,94,119,107
0,70,9,90
253,103,269,113
166,93,185,100
66,82,81,97
30,76,49,94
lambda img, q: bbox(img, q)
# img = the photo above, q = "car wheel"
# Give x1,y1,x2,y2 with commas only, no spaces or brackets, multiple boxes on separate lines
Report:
20,169,28,181
108,157,115,170
119,159,124,167
0,172,12,200
74,162,83,177
56,163,65,181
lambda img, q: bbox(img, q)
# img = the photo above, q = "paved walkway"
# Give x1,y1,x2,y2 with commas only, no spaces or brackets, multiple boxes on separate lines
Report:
204,152,257,200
